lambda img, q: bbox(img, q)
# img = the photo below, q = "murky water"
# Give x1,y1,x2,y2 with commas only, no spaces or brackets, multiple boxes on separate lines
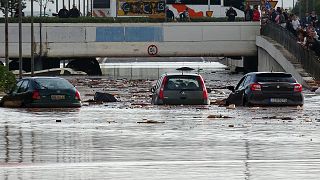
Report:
1,69,320,180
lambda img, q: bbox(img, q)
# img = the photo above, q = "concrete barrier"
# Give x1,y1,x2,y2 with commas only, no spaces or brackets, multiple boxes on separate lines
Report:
0,22,260,58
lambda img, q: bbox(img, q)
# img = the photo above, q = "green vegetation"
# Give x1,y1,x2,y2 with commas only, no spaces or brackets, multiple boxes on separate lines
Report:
0,65,16,92
293,0,320,16
0,16,244,23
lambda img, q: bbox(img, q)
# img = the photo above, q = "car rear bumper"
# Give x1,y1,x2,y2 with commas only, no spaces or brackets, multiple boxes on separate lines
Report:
159,99,210,105
247,93,304,106
26,102,82,108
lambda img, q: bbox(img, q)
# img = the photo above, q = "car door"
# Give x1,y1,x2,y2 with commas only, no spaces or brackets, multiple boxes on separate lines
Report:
151,75,163,104
229,76,248,106
15,80,31,106
3,80,23,107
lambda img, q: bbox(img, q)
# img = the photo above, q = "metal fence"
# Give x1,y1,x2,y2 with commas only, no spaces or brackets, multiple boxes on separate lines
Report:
261,22,320,80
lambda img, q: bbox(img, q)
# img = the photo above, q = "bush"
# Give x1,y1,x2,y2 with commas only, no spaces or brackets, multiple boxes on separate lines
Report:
0,65,16,92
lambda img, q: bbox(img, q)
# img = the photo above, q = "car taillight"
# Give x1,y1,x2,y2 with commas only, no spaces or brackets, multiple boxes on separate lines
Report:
294,83,302,92
198,76,208,99
75,90,81,100
159,76,168,100
32,90,41,100
250,83,261,91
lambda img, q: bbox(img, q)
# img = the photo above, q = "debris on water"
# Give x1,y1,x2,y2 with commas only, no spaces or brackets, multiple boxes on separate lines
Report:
228,124,234,127
210,99,226,106
253,116,294,120
131,103,149,106
304,118,312,122
56,120,61,122
83,99,104,105
107,120,117,123
137,119,165,124
281,117,294,120
207,114,232,119
94,92,117,102
226,104,236,109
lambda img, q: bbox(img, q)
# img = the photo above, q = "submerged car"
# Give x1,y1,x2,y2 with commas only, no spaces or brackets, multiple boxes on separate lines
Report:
226,72,304,106
0,77,81,108
151,73,210,105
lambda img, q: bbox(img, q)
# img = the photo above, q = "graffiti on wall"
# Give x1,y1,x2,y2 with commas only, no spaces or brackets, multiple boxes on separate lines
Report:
117,0,165,17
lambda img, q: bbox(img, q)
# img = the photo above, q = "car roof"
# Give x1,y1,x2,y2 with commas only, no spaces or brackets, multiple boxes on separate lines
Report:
163,73,201,76
22,77,66,80
245,72,292,76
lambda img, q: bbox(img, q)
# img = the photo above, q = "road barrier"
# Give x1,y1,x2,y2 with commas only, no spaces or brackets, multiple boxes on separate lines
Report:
261,22,320,80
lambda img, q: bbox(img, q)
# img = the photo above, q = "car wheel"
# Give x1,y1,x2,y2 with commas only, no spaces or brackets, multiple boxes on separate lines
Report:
243,95,252,107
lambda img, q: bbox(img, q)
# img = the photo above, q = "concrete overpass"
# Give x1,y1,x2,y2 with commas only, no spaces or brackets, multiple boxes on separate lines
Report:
0,22,260,58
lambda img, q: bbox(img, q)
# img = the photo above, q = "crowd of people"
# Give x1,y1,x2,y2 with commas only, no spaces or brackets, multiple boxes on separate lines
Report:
262,7,320,56
226,1,320,56
58,5,81,18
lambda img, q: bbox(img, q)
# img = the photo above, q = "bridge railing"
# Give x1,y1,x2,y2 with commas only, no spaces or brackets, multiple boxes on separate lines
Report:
261,22,320,80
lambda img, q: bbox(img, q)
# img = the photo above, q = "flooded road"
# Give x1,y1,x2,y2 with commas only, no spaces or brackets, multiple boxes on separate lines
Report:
1,69,320,180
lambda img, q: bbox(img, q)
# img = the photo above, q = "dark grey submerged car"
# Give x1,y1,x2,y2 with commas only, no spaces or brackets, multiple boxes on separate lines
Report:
226,72,304,106
151,73,210,105
0,77,81,108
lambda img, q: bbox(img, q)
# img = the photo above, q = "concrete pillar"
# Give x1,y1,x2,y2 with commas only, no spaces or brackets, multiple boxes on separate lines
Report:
243,55,258,73
258,47,285,72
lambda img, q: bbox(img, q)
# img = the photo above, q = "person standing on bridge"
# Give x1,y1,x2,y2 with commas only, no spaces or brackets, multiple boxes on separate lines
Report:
226,7,237,22
244,4,253,21
58,5,69,18
252,5,260,22
68,4,80,18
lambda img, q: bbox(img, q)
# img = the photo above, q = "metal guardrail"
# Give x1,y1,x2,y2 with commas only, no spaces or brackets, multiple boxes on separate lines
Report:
261,22,320,80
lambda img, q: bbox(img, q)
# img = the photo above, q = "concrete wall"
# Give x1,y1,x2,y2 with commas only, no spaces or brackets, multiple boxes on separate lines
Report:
0,22,260,58
258,47,285,72
256,36,314,88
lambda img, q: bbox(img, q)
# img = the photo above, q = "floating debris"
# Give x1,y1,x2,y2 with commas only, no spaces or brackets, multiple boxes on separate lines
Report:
226,104,236,109
137,119,165,124
207,114,232,119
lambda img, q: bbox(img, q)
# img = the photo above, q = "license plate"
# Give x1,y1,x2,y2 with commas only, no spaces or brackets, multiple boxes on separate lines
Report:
270,98,287,103
51,95,65,100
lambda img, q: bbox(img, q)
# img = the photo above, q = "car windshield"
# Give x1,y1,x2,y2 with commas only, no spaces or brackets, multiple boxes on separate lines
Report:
35,78,74,90
164,76,202,90
256,73,296,83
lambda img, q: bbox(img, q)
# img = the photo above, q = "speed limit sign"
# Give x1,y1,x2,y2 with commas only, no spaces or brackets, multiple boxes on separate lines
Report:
147,45,158,56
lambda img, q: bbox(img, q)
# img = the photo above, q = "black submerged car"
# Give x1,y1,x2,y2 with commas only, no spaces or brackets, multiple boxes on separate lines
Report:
0,77,81,108
151,73,210,105
226,72,304,106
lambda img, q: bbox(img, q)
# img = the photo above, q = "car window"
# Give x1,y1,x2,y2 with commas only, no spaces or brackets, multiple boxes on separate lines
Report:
256,73,296,83
164,76,202,91
17,80,29,93
35,78,74,90
235,76,246,90
12,80,23,94
243,75,252,87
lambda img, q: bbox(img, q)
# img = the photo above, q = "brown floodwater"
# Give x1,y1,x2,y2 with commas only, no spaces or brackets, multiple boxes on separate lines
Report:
1,70,320,180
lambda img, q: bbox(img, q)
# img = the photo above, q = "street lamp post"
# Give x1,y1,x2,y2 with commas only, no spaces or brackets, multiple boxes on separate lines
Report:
19,0,23,79
31,0,35,76
4,0,9,69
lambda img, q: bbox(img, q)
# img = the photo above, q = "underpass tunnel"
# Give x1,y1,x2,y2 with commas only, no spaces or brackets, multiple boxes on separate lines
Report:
66,58,102,76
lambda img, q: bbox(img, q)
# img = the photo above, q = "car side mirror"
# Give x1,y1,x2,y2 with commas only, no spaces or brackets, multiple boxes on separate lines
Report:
4,89,11,94
226,86,235,92
207,88,212,93
150,86,156,93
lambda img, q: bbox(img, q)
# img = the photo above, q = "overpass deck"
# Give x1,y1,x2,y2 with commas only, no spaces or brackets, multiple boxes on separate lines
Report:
0,22,260,58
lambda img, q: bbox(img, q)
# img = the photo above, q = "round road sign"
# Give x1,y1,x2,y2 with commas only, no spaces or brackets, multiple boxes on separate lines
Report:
147,45,158,56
